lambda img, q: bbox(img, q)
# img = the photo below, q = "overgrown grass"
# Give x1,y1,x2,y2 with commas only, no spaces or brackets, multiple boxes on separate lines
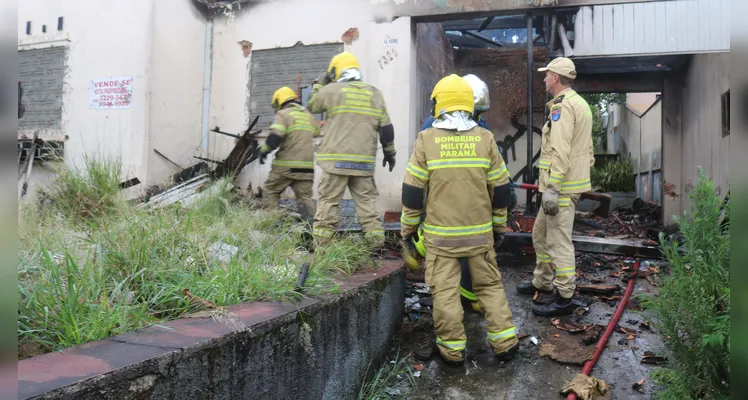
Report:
18,157,376,358
47,155,124,221
358,351,415,400
591,155,636,193
641,168,730,399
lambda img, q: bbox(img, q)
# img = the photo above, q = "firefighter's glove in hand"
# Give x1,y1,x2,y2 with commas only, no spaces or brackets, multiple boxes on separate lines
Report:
258,150,268,165
404,229,419,243
493,232,504,252
314,73,331,86
383,152,396,172
542,187,560,216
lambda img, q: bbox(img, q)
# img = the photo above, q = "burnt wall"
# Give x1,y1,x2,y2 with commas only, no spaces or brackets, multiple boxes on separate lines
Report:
454,48,548,192
415,23,456,130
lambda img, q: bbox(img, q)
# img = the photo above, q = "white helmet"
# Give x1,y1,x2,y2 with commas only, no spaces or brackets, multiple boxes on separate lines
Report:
462,74,490,112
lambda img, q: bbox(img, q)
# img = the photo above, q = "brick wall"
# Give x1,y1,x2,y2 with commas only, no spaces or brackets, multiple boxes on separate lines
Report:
18,47,66,131
249,42,344,129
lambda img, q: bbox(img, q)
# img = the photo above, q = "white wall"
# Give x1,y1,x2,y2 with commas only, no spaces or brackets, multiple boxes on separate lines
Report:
679,53,730,211
146,0,207,185
18,0,207,202
609,99,662,203
209,0,417,211
572,0,730,57
18,0,154,185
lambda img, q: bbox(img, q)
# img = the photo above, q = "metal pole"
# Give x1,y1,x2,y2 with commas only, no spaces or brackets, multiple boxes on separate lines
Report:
201,20,214,156
526,12,534,215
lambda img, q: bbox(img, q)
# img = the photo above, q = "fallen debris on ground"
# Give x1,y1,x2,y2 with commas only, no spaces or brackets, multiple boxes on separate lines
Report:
641,351,668,365
539,326,595,365
561,373,610,400
577,284,621,296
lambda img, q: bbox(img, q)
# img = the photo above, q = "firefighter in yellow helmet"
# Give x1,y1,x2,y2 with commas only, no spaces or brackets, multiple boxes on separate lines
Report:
257,86,320,221
307,51,396,250
400,74,518,365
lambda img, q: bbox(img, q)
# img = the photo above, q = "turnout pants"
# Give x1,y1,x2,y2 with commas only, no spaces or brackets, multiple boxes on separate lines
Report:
531,193,581,298
262,169,315,220
312,171,384,246
426,249,518,362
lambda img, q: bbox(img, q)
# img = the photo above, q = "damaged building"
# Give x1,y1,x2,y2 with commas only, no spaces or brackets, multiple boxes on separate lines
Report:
18,0,730,226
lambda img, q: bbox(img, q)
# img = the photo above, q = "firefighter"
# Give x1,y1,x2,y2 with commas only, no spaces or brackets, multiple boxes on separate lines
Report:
401,74,519,365
307,51,396,249
421,74,490,131
516,57,594,317
417,73,519,312
258,86,320,221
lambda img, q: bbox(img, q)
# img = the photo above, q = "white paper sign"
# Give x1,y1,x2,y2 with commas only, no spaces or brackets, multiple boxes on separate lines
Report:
90,77,133,109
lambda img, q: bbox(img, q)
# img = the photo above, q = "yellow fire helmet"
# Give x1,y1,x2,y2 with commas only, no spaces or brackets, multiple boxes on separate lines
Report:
328,51,360,82
402,225,426,272
272,87,297,110
430,74,474,117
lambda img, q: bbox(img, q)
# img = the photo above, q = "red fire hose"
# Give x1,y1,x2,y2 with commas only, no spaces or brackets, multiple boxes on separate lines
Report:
566,258,640,400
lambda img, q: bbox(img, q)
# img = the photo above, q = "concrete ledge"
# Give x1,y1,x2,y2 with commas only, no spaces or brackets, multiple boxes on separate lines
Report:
19,262,405,400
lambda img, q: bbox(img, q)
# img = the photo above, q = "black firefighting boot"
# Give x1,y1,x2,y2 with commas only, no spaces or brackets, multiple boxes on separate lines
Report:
434,343,465,367
494,342,520,362
531,295,574,317
516,280,553,295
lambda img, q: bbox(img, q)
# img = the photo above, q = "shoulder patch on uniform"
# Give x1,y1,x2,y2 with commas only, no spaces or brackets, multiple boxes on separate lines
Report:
551,107,561,121
554,94,565,104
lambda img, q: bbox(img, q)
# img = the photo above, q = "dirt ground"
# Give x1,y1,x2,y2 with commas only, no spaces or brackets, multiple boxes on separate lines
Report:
387,252,668,400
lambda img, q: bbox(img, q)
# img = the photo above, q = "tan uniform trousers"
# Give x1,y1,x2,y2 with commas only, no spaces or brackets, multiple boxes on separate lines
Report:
262,169,316,220
531,194,581,298
312,171,384,247
426,249,518,362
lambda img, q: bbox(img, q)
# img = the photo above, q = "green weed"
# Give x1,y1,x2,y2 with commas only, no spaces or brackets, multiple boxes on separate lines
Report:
47,155,124,221
641,168,730,399
18,157,381,358
358,351,415,400
591,155,636,193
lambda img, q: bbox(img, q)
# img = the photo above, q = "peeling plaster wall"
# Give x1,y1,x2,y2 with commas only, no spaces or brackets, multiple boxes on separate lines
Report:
209,0,418,212
18,0,155,188
18,0,207,200
415,23,455,133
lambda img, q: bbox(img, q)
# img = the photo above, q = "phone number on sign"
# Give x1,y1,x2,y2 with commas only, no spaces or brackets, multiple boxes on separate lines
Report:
95,94,131,101
95,101,130,107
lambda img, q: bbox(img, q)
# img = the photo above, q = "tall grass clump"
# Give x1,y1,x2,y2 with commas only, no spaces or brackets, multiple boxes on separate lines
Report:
642,168,730,399
19,156,381,359
48,155,124,220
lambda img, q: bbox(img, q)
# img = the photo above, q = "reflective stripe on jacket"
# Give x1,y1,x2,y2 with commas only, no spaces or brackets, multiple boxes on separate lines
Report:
401,126,510,257
264,103,319,180
307,81,392,177
538,88,594,194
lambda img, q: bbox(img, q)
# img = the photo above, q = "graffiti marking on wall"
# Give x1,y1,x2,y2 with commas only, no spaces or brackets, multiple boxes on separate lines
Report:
378,47,398,70
495,115,543,184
